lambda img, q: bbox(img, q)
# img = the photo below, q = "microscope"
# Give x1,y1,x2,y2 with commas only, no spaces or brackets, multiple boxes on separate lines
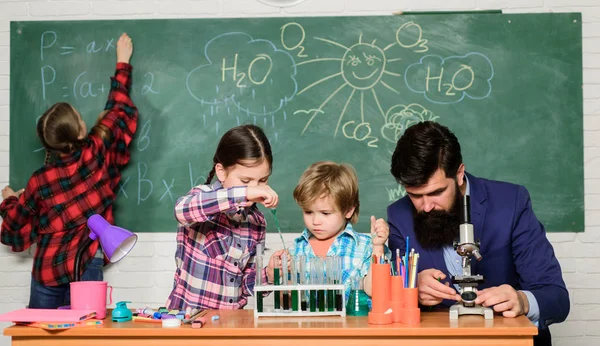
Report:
449,195,493,320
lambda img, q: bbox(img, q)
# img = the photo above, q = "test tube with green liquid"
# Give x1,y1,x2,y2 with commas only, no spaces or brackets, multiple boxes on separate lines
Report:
290,256,299,311
298,255,308,311
316,258,325,312
326,256,335,311
309,257,318,312
255,244,264,313
335,256,343,311
274,255,281,311
282,253,290,311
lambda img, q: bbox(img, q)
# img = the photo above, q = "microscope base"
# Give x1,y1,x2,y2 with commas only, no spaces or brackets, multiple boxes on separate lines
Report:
449,303,494,320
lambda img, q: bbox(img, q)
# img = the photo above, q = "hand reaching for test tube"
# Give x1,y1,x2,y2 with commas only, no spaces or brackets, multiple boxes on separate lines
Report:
266,249,290,283
370,216,389,256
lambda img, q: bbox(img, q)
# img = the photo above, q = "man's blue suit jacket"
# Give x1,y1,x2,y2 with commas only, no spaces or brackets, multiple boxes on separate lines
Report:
387,173,569,343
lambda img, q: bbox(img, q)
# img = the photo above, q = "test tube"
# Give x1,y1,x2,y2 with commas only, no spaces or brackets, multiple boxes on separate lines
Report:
298,255,308,311
290,256,299,311
309,257,318,312
316,258,325,312
282,253,290,311
326,256,335,311
335,256,343,311
255,244,264,313
274,255,281,311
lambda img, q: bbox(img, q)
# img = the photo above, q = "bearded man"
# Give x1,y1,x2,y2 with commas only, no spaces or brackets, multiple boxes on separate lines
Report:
387,121,569,346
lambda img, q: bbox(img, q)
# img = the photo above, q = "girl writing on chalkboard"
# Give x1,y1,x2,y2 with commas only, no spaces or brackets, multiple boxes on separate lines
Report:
0,33,137,309
166,124,278,310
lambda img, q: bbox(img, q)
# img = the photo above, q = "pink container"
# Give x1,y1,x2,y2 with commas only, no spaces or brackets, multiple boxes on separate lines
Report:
70,281,113,319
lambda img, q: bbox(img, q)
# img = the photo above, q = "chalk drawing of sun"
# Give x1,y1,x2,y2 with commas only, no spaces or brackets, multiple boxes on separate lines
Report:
296,33,403,136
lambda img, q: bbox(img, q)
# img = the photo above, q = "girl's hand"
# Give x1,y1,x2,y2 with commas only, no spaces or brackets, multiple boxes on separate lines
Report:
2,186,24,199
371,216,389,254
266,249,289,283
116,33,133,64
246,185,279,208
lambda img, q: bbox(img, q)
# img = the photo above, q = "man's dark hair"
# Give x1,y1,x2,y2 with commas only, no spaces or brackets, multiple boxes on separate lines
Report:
390,121,462,187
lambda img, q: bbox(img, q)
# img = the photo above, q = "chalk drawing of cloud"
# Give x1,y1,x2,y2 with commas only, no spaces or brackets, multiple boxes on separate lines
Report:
404,52,494,105
186,32,298,116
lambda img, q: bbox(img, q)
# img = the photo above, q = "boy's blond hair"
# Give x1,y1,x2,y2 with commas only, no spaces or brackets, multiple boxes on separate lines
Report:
293,161,360,224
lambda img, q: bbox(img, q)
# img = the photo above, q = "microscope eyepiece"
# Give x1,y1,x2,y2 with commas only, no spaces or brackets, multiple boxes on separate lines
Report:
460,194,471,224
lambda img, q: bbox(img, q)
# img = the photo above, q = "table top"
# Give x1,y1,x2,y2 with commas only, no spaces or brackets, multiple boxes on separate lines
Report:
4,309,537,338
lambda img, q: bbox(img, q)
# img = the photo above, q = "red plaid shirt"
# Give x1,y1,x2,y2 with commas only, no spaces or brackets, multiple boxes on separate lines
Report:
0,63,137,287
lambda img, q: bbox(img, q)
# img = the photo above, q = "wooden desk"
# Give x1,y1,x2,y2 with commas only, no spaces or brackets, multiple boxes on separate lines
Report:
4,309,537,346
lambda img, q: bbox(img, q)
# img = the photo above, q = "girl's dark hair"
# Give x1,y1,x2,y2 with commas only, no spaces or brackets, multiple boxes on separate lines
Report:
390,121,462,187
37,102,86,162
205,124,273,184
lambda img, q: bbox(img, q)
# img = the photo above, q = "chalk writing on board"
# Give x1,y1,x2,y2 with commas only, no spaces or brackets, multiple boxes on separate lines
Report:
392,21,429,53
293,109,324,116
404,52,494,104
381,103,438,144
386,184,407,202
117,162,206,205
40,65,55,100
40,31,57,61
141,72,159,95
40,31,117,60
186,32,298,116
280,22,308,58
41,67,106,101
137,120,151,152
297,31,405,148
85,38,115,54
71,71,105,100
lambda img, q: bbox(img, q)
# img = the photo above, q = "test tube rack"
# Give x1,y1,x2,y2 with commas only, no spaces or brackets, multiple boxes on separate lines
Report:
253,284,346,318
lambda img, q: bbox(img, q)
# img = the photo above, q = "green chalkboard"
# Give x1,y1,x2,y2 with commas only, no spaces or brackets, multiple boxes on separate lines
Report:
9,13,583,233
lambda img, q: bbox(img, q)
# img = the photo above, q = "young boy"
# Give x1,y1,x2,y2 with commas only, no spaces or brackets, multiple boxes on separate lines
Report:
268,161,389,299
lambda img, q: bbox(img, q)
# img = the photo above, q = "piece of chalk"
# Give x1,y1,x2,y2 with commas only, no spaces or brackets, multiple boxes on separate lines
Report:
211,315,219,321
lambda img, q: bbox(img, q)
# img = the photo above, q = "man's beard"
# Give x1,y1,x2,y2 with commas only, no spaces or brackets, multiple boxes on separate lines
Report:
413,183,461,249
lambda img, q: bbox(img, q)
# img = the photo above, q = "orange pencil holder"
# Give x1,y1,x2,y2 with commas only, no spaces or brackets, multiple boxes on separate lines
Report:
368,263,393,325
390,275,404,323
399,287,420,325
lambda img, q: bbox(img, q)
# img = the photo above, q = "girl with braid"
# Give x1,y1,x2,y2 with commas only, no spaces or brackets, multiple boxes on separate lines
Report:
166,124,279,310
1,33,136,308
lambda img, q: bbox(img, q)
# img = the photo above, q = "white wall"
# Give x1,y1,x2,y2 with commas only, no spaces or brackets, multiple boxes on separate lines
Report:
0,1,598,345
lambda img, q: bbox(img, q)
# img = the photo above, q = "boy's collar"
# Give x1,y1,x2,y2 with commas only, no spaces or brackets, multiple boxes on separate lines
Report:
298,222,358,243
